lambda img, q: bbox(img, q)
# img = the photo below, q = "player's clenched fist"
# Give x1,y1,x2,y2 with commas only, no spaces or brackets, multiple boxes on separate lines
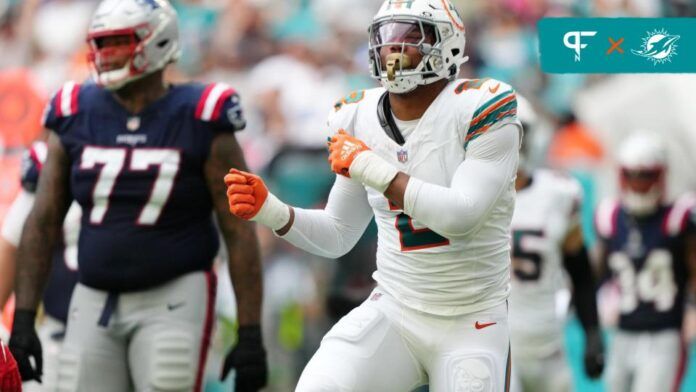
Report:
224,169,269,220
224,169,290,230
327,129,371,177
327,129,399,193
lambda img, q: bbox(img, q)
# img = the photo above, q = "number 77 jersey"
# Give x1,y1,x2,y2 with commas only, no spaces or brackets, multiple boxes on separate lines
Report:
595,195,696,331
43,81,246,292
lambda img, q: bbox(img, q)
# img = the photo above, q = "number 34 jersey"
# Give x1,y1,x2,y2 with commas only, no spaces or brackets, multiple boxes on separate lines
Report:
508,169,582,357
595,195,696,331
43,81,245,292
328,78,521,316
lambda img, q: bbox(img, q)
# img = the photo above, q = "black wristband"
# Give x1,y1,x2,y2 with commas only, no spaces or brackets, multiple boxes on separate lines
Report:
12,309,37,331
237,325,262,342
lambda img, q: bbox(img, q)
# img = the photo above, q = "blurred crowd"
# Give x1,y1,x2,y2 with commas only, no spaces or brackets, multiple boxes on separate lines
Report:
2,0,696,390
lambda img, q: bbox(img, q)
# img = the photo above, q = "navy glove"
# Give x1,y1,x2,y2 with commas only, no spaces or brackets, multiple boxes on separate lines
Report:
9,309,43,383
584,327,605,379
221,325,267,391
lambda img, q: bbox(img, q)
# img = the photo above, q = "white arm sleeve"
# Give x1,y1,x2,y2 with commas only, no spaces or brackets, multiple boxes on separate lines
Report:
280,175,374,259
1,190,36,247
403,123,520,238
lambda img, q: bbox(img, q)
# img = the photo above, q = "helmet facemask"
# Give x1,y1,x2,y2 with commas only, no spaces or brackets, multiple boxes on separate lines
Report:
369,18,453,94
620,167,665,216
87,26,151,90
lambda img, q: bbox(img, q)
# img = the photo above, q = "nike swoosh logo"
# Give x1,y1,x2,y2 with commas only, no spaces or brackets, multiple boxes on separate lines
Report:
475,321,497,330
167,302,185,311
488,83,500,94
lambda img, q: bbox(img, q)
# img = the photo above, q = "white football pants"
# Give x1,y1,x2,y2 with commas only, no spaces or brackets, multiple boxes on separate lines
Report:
54,271,216,392
606,329,686,392
509,348,572,392
296,287,511,392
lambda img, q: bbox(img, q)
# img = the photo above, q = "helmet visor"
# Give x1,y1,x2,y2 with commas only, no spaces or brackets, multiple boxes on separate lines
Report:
370,20,437,46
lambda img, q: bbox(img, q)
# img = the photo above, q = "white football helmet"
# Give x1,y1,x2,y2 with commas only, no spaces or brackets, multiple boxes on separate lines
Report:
369,0,468,94
617,131,667,216
87,0,180,90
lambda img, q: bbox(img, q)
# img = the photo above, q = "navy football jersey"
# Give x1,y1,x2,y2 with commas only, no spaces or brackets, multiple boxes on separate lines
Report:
42,81,245,292
596,197,696,331
20,141,79,323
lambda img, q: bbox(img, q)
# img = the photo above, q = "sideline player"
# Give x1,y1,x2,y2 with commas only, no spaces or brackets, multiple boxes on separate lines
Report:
227,1,522,390
508,97,604,392
596,132,696,392
0,140,80,391
9,1,266,391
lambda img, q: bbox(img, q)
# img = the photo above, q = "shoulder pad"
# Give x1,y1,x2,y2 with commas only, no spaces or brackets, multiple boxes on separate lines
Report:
332,90,366,112
460,78,519,147
194,83,242,124
595,198,620,239
663,193,696,236
327,89,380,136
42,81,82,129
20,141,47,192
48,81,81,119
550,170,584,201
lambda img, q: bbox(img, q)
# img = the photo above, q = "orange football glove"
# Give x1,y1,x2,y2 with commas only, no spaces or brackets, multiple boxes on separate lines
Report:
224,169,269,220
327,130,370,177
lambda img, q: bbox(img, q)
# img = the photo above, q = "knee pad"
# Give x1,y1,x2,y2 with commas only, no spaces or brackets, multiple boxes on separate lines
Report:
149,330,196,391
322,306,389,358
55,349,80,392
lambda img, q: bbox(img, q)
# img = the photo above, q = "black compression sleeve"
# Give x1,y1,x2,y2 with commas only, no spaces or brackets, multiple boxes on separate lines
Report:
563,244,600,332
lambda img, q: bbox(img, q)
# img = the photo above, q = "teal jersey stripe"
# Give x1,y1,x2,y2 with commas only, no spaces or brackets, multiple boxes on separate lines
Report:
467,100,517,138
472,90,514,120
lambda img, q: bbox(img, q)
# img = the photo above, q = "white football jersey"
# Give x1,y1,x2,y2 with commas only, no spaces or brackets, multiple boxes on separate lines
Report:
327,78,521,316
508,169,582,357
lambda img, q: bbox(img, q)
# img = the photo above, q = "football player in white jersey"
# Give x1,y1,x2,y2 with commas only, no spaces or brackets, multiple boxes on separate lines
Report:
226,1,522,390
508,98,604,392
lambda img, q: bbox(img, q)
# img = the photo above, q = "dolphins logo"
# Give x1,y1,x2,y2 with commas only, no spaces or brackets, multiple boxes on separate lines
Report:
632,29,680,65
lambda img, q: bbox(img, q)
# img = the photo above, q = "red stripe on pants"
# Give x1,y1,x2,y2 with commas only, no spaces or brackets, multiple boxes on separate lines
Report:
671,337,688,392
194,270,217,392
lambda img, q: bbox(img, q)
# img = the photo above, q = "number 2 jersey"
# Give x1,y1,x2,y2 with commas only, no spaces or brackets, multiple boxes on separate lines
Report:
43,81,245,292
595,195,696,331
327,78,521,316
508,169,582,357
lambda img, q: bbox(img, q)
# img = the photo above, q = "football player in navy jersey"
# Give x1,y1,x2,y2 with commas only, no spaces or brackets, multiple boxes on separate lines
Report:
0,141,80,391
8,1,266,391
596,132,696,392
